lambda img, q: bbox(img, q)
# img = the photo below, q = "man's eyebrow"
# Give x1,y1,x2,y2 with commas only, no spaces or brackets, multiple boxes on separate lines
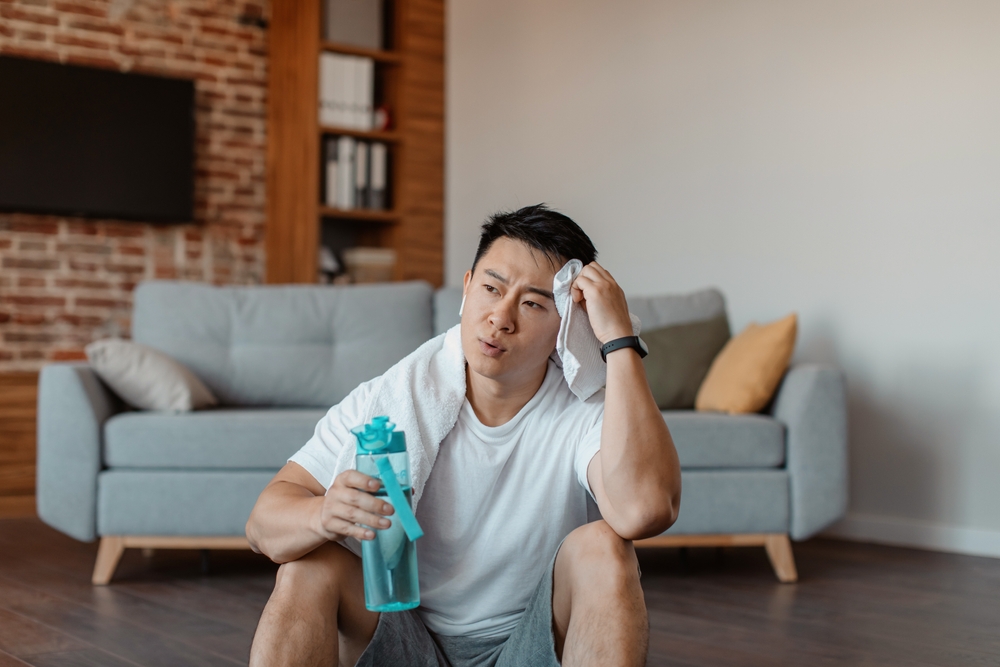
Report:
483,268,554,301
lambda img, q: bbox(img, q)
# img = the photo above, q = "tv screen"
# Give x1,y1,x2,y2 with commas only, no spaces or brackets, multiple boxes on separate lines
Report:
0,56,195,222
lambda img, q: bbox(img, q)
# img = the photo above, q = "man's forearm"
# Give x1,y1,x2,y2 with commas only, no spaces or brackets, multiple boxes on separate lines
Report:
599,348,681,538
246,482,329,563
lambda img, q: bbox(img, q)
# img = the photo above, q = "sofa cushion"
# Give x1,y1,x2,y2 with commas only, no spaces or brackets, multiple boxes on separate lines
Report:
132,280,434,407
103,408,327,469
663,411,785,468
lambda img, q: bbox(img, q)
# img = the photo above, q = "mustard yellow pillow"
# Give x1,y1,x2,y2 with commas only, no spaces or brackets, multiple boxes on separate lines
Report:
695,313,797,414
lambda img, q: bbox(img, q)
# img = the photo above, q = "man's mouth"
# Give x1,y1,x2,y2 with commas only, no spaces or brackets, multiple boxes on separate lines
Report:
478,337,506,358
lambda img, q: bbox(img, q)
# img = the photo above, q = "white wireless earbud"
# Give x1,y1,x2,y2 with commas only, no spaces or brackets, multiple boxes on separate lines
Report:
459,294,466,317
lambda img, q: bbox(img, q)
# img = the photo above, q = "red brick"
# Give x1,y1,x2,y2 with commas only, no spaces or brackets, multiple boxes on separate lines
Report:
154,266,178,279
13,313,50,325
75,297,129,309
18,240,47,251
56,34,113,50
65,222,100,236
57,313,106,327
2,295,66,307
52,2,105,17
0,313,10,324
0,45,58,62
4,331,60,343
56,241,111,255
68,20,124,36
104,225,145,238
7,221,59,234
18,29,48,41
0,351,13,362
64,54,121,70
3,257,61,270
133,30,184,45
54,278,111,290
68,259,97,272
0,239,11,250
17,276,47,288
104,263,145,275
0,6,59,25
18,350,46,361
0,24,13,38
50,349,88,361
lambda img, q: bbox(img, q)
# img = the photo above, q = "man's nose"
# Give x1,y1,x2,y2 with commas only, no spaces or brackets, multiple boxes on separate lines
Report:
488,297,516,332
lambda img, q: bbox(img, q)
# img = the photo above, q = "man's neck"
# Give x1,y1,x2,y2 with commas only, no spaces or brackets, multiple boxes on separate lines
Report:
465,362,549,427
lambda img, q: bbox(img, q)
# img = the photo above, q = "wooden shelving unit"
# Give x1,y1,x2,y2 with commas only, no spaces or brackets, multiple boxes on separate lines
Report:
266,0,444,286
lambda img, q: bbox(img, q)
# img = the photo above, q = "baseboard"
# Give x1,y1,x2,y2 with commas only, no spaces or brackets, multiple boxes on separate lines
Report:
823,512,1000,559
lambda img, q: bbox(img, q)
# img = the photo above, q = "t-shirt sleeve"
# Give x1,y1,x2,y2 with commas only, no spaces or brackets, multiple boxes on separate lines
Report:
573,399,604,499
288,379,376,490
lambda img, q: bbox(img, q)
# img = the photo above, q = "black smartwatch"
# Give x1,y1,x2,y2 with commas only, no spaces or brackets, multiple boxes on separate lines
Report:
600,336,648,362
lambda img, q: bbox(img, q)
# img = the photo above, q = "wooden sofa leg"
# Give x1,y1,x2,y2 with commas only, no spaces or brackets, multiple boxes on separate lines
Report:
764,534,798,583
92,536,125,585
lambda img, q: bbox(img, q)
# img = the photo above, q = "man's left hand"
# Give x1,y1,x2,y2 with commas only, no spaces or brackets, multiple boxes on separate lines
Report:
570,262,633,344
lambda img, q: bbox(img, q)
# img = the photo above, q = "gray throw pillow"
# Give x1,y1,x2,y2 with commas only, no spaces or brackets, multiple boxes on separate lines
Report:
85,338,218,412
642,314,731,410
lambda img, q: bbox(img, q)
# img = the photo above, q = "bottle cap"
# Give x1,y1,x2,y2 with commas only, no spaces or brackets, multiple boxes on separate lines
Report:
352,416,406,454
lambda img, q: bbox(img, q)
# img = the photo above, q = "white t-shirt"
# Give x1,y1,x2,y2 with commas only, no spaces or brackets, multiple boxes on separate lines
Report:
289,359,604,639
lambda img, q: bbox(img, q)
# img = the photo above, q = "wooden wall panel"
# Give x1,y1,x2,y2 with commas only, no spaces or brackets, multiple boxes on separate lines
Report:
0,372,38,518
265,0,322,284
397,0,445,287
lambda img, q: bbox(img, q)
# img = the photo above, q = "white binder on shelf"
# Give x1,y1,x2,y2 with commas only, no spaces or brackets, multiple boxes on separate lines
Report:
336,135,356,209
356,57,374,131
355,141,369,208
369,142,387,210
319,53,338,126
324,137,339,207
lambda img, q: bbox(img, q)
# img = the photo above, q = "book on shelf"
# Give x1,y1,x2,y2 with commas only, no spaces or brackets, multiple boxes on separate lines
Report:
323,138,389,212
324,0,383,50
324,137,339,207
319,53,375,130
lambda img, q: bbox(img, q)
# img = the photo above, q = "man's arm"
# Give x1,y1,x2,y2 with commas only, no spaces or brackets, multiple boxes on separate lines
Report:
573,262,681,540
246,462,395,563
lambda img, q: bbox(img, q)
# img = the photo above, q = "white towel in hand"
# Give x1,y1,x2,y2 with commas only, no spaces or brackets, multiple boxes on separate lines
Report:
552,259,641,401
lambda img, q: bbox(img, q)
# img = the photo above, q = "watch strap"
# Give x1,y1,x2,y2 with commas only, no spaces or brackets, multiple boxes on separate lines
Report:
600,336,647,362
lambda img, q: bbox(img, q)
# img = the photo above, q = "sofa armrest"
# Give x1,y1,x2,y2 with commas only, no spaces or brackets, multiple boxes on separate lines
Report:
770,363,848,541
37,363,124,542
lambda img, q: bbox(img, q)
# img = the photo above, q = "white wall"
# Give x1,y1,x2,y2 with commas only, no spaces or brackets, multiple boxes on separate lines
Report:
447,0,1000,556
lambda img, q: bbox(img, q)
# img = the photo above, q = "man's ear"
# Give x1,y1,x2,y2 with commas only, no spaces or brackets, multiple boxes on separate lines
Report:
460,270,472,317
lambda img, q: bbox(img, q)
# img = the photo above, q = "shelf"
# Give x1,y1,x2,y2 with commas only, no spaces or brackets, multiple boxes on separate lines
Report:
319,206,400,223
319,126,402,143
321,41,403,64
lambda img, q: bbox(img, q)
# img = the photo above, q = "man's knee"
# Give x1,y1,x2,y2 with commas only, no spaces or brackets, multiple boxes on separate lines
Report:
558,520,639,590
273,541,358,600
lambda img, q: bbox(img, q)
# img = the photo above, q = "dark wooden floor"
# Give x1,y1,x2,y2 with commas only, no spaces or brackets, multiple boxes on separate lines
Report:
0,519,997,666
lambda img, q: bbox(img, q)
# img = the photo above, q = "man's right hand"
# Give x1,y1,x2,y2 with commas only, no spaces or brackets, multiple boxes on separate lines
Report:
247,461,395,563
316,470,396,542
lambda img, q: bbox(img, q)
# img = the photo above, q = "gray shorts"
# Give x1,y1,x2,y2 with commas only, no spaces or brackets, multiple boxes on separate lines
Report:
354,551,560,667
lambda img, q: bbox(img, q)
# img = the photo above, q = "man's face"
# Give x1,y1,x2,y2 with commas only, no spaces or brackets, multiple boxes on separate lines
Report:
461,238,562,386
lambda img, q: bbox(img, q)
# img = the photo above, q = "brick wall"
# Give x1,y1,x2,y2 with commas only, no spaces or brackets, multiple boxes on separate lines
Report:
0,0,269,371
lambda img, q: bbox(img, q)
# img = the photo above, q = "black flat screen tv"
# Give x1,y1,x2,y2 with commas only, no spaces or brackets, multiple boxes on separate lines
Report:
0,56,195,222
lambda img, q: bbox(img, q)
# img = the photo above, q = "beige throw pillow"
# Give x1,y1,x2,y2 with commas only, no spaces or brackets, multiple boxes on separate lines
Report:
85,339,218,412
695,313,797,414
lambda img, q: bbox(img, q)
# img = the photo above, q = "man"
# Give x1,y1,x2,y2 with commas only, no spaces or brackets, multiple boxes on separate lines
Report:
246,205,681,667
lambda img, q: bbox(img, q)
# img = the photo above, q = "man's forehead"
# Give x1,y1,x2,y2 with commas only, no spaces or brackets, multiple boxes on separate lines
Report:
477,238,562,276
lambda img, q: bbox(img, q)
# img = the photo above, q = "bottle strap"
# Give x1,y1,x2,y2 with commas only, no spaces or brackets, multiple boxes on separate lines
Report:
375,456,424,541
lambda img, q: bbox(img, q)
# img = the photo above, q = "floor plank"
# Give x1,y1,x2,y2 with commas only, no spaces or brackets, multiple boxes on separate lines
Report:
1,518,998,666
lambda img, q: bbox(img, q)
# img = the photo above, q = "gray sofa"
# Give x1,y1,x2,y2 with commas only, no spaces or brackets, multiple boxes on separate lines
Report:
36,280,847,584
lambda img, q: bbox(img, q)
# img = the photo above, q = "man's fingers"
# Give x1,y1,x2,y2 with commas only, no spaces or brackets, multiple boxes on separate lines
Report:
337,487,394,516
335,469,381,492
326,518,376,541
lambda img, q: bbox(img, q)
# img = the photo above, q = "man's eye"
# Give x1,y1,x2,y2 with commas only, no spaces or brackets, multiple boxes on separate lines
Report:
484,285,498,294
524,301,539,309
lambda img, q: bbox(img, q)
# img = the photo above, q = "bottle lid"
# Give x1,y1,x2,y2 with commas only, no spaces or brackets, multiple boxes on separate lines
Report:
352,416,406,454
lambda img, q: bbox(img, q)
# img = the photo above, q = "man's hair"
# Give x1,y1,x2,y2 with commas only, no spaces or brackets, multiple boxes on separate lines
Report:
471,204,597,273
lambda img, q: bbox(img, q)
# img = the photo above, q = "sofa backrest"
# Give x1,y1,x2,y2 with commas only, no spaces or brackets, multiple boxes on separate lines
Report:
132,280,434,407
432,286,727,334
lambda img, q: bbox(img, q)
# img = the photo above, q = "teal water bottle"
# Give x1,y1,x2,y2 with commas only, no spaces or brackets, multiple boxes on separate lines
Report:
352,416,423,612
